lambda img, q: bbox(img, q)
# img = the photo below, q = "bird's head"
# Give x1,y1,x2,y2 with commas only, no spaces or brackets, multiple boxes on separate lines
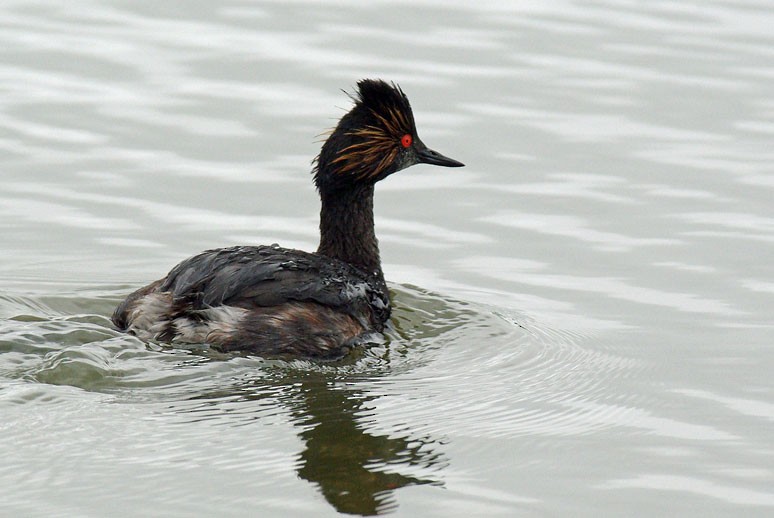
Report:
314,79,464,192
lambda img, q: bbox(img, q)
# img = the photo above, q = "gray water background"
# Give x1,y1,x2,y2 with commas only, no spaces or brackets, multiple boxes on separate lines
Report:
1,0,773,516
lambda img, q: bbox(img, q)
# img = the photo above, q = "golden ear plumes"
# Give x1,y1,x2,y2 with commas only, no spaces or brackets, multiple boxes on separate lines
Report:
332,99,414,181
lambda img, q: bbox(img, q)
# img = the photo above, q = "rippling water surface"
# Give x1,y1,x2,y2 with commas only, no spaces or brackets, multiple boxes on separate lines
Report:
2,1,773,516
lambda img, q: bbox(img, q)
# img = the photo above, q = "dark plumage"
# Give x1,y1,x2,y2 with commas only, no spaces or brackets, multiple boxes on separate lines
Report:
112,79,463,357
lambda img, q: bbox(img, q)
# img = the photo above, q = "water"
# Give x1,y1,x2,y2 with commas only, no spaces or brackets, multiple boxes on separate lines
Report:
2,0,773,516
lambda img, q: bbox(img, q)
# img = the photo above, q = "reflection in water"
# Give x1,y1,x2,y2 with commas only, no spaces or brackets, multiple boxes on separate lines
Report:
192,370,445,516
291,374,443,515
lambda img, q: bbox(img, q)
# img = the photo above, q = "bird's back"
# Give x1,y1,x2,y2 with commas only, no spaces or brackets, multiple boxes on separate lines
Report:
112,245,390,357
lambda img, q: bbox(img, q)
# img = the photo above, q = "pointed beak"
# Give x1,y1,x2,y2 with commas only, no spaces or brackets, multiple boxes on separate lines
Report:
416,144,465,168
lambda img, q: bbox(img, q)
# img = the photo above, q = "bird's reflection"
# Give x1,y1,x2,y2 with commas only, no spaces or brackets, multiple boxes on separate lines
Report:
290,373,443,515
189,368,446,516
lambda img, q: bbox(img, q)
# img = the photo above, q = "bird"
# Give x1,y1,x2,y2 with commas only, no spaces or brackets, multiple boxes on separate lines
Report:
112,79,464,358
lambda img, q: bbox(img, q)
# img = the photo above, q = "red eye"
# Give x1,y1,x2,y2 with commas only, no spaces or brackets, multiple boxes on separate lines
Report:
401,134,412,148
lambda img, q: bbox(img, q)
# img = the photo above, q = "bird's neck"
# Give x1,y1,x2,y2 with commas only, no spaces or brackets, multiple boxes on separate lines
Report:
317,183,383,282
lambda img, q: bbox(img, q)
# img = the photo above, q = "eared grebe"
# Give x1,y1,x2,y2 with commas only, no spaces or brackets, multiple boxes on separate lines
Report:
112,79,464,357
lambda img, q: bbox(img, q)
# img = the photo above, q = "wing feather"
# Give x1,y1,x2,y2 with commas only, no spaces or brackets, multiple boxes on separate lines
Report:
157,245,389,323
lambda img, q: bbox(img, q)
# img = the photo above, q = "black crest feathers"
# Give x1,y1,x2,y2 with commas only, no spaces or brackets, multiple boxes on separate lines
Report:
350,79,416,136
